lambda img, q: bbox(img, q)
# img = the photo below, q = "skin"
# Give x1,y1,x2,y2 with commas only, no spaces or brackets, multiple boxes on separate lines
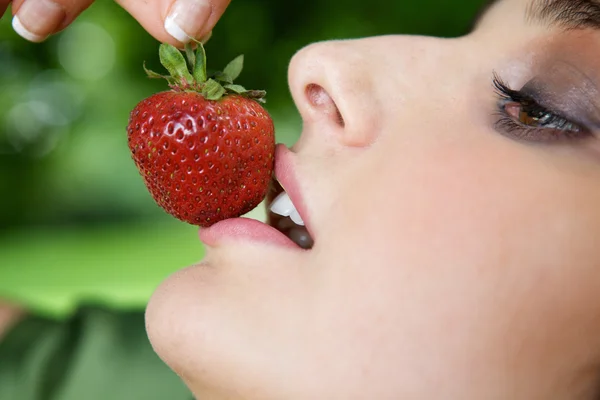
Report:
142,0,600,398
0,0,231,46
3,0,600,398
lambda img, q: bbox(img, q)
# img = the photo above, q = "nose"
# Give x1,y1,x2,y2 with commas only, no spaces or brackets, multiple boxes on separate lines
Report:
287,40,383,148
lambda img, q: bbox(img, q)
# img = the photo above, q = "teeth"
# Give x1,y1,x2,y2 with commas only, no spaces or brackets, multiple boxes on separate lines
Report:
270,192,305,226
270,192,294,217
289,210,305,226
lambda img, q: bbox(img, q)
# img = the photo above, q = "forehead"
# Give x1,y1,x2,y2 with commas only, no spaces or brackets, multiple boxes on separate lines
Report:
474,0,508,19
471,0,528,31
473,0,600,32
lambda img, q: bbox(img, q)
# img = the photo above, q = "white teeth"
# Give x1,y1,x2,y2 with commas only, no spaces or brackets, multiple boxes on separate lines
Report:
289,210,305,226
270,192,294,217
270,192,305,226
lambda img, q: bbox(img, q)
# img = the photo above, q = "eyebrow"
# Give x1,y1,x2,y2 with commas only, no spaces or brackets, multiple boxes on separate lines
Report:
473,0,600,31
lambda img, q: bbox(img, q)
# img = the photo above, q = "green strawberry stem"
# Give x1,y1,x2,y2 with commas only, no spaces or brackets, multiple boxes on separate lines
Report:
144,41,266,103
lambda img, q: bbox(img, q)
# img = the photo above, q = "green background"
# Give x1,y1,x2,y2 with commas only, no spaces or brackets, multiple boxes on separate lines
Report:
0,0,486,317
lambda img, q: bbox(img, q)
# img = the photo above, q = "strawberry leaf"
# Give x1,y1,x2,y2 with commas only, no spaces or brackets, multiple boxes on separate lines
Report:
159,43,194,86
142,41,266,101
193,42,208,83
245,90,267,98
143,63,165,79
144,62,176,85
223,55,244,81
224,84,246,94
212,71,233,84
184,43,196,73
202,79,226,100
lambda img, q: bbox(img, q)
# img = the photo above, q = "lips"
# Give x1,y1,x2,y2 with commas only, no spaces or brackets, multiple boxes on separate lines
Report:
267,145,314,249
267,181,314,250
198,144,314,249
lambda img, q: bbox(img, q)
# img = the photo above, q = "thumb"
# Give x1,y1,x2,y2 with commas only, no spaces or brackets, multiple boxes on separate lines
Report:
115,0,231,47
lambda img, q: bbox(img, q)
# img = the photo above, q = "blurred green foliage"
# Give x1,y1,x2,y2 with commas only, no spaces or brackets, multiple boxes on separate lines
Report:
0,0,486,316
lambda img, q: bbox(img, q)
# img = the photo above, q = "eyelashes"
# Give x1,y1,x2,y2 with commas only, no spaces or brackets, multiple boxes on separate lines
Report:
491,72,590,142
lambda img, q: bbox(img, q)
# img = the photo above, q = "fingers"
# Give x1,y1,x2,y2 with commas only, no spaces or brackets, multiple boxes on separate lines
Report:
8,0,231,46
10,0,94,42
115,0,231,47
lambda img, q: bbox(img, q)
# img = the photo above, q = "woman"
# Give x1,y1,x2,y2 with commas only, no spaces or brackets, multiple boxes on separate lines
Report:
5,0,600,398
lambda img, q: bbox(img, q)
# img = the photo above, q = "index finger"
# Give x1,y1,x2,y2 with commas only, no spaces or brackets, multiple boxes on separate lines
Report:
115,0,232,47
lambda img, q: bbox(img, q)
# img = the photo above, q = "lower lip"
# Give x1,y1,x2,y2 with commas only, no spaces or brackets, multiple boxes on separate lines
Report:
198,217,299,248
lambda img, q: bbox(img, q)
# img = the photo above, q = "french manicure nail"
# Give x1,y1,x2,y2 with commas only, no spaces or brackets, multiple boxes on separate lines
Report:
164,0,212,44
12,0,65,43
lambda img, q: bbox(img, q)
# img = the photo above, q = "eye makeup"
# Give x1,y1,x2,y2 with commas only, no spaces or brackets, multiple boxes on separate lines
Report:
492,35,600,143
493,73,591,142
521,61,600,129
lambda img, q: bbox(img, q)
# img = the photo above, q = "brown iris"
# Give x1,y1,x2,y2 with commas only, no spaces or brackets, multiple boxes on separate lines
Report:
505,102,544,127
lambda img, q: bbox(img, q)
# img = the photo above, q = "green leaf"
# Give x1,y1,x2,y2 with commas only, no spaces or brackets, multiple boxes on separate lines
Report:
202,79,226,100
212,71,233,84
224,84,246,94
158,43,194,85
144,62,176,85
223,55,244,81
193,43,207,83
242,89,267,103
245,90,267,98
184,43,196,73
143,62,166,79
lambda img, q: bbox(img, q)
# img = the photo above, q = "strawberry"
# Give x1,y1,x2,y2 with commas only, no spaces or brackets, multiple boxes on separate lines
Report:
127,43,275,227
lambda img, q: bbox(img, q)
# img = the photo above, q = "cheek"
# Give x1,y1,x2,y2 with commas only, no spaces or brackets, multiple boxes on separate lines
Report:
312,133,600,394
325,132,600,270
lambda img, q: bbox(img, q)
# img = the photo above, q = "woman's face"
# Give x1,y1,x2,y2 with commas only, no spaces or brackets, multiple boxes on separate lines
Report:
146,0,600,398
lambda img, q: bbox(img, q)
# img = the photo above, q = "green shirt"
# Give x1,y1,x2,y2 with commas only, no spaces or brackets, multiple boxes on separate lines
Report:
0,306,191,400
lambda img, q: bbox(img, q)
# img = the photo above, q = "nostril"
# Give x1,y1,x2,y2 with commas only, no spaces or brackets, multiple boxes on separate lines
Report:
305,84,345,127
306,84,330,106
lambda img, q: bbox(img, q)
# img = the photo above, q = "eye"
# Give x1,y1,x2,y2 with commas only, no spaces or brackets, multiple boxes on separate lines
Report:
492,73,590,142
504,101,581,132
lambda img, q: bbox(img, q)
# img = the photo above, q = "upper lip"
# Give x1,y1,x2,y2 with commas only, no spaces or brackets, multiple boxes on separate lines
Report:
273,144,314,240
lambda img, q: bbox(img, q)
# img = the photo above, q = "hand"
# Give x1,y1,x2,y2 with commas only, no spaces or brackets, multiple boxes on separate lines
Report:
1,0,231,46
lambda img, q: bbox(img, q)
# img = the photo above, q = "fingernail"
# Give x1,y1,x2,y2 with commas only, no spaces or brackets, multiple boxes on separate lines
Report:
165,0,212,44
12,0,66,43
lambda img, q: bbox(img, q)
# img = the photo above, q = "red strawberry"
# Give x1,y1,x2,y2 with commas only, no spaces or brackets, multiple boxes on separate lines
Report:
127,43,275,227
